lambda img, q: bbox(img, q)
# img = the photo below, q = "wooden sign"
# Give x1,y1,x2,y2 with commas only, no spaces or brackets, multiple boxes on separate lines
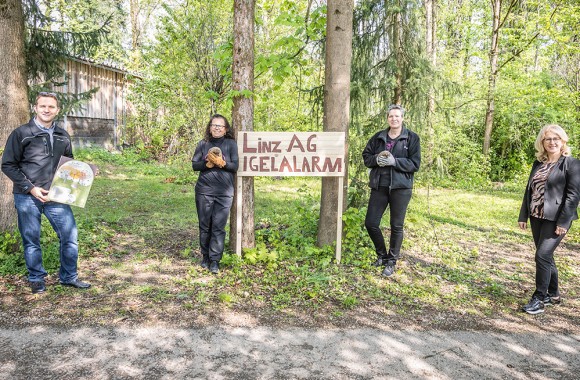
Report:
235,131,346,263
237,132,345,176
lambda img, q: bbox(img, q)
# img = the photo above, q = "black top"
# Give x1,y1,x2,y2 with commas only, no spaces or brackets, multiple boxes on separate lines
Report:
192,137,239,197
362,126,421,190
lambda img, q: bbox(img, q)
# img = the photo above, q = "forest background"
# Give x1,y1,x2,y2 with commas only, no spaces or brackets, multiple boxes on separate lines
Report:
0,0,579,207
6,0,578,191
125,0,580,192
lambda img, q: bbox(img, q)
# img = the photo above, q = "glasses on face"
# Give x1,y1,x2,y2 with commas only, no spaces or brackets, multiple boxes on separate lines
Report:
543,137,561,143
210,124,226,129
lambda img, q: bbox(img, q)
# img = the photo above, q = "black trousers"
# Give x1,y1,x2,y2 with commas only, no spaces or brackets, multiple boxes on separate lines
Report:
195,193,233,262
529,216,568,298
365,187,412,264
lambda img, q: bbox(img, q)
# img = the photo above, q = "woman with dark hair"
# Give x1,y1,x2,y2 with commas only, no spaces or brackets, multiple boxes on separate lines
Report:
192,114,239,274
519,124,580,314
362,105,421,277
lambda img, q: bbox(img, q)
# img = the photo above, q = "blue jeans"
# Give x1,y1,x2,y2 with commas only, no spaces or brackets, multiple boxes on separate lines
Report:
14,194,79,283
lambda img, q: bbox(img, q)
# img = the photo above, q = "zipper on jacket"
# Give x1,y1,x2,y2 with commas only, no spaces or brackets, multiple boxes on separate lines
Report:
42,137,48,155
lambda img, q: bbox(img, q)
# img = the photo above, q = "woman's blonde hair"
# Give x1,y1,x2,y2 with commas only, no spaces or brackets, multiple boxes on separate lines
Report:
534,124,571,162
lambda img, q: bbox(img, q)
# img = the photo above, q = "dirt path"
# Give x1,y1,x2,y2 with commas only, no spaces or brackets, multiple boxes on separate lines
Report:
1,326,578,379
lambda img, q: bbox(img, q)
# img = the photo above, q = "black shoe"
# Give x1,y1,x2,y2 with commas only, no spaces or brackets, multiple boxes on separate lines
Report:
521,296,544,314
30,281,46,294
372,257,387,267
201,256,210,269
381,264,395,277
543,294,561,306
209,261,219,274
60,279,91,289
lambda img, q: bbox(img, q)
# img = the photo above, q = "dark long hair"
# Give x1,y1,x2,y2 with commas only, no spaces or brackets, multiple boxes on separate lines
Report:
204,114,234,141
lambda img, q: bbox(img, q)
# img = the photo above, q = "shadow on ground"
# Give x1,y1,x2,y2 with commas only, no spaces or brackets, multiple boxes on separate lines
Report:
1,326,578,379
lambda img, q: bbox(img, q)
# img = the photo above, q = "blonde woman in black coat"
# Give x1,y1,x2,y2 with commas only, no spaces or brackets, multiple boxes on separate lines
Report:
518,124,580,314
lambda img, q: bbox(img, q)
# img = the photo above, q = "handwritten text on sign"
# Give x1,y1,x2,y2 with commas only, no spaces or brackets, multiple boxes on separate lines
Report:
237,132,345,177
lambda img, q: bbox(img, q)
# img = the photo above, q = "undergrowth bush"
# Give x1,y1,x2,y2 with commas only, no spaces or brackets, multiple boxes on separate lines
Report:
341,207,374,265
0,221,61,276
0,231,25,275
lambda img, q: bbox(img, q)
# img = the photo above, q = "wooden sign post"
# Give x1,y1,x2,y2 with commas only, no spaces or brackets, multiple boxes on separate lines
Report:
236,131,346,263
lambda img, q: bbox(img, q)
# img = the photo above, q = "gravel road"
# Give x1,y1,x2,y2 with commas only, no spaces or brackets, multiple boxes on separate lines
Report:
1,326,578,379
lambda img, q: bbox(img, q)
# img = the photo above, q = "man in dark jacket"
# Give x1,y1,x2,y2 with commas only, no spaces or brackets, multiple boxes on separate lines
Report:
362,104,421,277
1,92,90,293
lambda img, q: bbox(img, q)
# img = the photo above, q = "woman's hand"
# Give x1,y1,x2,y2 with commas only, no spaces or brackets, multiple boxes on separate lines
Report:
518,222,527,230
555,226,568,235
206,147,226,168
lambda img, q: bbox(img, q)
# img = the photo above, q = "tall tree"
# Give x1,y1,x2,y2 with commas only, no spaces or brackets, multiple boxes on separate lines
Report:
392,0,404,104
230,0,256,251
483,0,504,155
481,0,539,155
317,0,353,247
129,0,159,67
130,0,142,51
0,0,30,232
424,0,436,170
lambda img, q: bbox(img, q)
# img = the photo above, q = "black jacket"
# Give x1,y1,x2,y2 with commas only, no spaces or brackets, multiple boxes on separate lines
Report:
192,137,239,197
519,156,580,228
362,126,421,190
1,119,73,194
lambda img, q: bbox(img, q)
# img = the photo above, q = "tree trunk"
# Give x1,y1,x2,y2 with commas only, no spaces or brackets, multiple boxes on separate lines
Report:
0,0,30,233
130,0,141,51
316,0,353,247
229,0,255,251
425,0,436,170
392,0,404,105
483,0,501,155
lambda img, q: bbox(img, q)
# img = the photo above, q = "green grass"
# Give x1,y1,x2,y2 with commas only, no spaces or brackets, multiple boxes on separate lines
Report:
1,147,579,329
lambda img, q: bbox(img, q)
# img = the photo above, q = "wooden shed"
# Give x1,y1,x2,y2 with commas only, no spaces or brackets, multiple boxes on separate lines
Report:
55,57,139,149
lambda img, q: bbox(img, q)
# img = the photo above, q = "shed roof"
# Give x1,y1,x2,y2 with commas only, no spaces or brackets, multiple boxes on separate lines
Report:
68,56,143,79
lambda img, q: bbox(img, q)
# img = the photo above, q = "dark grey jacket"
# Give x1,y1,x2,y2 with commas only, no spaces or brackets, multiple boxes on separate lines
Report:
1,119,73,194
192,137,239,197
518,156,580,228
362,126,421,190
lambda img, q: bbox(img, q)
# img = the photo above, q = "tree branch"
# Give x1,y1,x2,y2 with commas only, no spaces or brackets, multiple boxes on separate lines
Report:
498,5,559,72
498,0,518,30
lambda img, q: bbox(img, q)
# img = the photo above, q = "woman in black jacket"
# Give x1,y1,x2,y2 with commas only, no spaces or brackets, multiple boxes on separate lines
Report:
518,124,580,314
192,114,239,274
362,105,421,277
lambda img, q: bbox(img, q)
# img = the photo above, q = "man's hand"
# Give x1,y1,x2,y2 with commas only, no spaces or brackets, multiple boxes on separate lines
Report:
555,226,567,236
30,187,49,203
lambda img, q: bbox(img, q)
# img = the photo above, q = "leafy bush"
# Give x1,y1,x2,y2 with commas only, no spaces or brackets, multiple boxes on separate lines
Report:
341,207,374,265
0,231,25,275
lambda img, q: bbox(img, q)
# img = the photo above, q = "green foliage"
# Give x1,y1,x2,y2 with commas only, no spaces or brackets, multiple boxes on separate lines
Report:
0,232,25,275
23,0,120,115
0,220,61,276
218,293,234,304
341,295,360,309
125,0,232,155
243,243,279,268
341,207,374,265
75,147,155,167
